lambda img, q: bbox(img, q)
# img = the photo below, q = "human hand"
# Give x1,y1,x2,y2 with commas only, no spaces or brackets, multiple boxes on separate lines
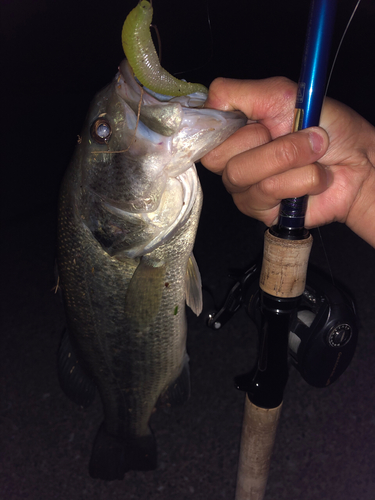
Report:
201,77,375,247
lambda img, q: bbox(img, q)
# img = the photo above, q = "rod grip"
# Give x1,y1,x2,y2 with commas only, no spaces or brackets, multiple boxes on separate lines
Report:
259,230,313,298
235,396,283,500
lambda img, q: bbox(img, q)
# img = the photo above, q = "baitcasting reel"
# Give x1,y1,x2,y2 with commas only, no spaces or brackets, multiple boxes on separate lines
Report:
207,263,358,388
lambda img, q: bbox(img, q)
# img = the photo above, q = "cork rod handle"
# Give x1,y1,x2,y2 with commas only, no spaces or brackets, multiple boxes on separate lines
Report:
235,397,283,500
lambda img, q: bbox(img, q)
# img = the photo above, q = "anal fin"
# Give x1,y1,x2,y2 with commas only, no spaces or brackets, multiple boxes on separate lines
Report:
57,328,96,408
159,357,191,407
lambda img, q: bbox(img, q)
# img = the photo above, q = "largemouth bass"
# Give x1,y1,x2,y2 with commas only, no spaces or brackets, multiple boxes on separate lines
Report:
57,59,246,480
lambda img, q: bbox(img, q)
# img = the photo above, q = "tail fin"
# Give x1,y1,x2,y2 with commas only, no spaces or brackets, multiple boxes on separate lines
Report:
89,423,157,480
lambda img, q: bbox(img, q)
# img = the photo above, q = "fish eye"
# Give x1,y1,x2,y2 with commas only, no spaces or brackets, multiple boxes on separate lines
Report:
90,118,112,144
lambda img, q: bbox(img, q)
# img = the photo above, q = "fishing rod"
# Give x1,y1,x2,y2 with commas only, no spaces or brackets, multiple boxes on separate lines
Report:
234,0,338,498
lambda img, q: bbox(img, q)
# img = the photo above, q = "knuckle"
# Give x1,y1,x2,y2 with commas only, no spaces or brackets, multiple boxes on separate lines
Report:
309,163,324,188
268,76,296,91
225,159,242,188
208,77,228,94
273,137,300,166
259,176,279,197
253,123,272,146
265,77,297,111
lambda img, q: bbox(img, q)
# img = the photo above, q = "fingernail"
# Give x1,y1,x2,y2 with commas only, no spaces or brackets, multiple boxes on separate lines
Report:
308,131,324,153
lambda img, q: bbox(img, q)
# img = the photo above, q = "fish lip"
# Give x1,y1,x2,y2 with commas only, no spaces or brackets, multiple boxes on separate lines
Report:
117,59,167,104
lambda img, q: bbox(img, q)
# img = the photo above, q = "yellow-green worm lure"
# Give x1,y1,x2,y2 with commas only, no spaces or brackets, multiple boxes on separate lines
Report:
122,0,208,96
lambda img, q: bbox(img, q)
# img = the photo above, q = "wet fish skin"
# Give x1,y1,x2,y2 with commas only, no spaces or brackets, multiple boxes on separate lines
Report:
57,60,246,480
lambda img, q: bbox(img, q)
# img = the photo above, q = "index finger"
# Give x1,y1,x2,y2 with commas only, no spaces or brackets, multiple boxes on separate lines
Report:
204,77,298,138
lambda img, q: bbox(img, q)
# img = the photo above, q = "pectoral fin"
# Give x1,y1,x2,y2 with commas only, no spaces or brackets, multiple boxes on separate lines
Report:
124,258,166,329
185,253,202,316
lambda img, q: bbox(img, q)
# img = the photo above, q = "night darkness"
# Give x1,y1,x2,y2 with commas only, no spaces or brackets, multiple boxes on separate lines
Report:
2,0,375,498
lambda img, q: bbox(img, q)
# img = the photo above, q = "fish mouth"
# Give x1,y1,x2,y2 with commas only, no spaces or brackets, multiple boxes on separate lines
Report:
116,59,247,173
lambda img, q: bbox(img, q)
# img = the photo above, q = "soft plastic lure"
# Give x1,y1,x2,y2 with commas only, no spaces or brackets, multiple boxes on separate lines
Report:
122,0,208,96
